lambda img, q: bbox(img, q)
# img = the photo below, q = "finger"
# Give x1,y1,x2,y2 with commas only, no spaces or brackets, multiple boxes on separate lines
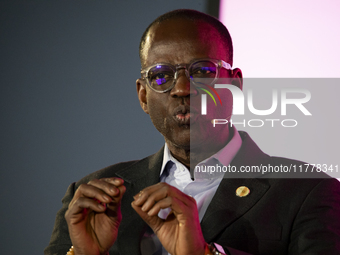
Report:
137,186,170,210
133,182,175,207
87,178,122,198
131,200,164,233
147,196,194,219
66,197,107,224
134,182,172,197
133,183,163,203
71,183,113,208
134,183,195,211
105,185,126,221
106,184,126,210
74,197,107,213
102,177,124,187
67,184,126,224
169,197,203,238
146,196,176,216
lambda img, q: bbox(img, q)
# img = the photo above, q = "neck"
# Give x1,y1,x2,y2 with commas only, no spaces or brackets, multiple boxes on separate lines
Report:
166,126,232,171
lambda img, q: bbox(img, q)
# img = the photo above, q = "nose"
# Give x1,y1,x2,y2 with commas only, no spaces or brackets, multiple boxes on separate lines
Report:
170,70,198,97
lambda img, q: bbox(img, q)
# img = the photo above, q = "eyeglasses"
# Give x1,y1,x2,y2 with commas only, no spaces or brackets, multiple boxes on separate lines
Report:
140,58,232,93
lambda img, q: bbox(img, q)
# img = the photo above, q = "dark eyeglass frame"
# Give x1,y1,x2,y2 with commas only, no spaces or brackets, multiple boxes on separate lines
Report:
140,58,232,93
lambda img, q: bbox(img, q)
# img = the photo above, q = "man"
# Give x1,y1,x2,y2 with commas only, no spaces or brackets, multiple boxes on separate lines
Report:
45,9,340,255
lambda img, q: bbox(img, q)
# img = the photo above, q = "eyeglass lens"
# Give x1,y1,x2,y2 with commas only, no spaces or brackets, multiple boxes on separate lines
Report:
148,60,217,91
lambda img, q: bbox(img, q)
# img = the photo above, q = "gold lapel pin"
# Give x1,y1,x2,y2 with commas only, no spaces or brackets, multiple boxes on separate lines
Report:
236,186,250,197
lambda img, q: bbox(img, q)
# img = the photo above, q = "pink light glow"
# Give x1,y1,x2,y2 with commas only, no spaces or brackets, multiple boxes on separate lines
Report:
219,1,340,180
219,0,340,78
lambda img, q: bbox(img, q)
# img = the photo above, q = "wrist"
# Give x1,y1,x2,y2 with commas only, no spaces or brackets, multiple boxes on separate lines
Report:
66,246,109,255
204,243,226,255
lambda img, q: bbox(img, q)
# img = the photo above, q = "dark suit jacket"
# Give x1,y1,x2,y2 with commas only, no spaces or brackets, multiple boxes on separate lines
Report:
45,132,340,255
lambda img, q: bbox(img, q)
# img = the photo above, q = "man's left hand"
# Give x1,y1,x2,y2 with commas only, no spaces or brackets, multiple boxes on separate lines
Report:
131,182,206,255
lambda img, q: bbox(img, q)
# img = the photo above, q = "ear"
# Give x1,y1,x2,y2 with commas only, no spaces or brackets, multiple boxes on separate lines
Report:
231,68,243,91
136,78,149,114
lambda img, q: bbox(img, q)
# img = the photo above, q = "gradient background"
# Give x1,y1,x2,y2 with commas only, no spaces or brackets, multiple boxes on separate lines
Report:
219,0,340,177
0,0,338,254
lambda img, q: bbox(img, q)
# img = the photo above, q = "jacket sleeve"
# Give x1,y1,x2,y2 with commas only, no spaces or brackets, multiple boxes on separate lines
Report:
44,183,76,255
288,178,340,254
221,178,340,255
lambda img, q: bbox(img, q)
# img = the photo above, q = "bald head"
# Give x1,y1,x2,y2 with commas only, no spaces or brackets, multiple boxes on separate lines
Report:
139,9,233,68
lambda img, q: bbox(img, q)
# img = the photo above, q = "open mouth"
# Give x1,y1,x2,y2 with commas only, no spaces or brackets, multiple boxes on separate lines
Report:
175,112,191,121
173,105,197,125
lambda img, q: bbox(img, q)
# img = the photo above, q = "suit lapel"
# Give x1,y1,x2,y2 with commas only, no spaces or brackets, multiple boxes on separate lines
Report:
114,148,164,254
201,132,271,242
109,132,271,249
201,178,269,242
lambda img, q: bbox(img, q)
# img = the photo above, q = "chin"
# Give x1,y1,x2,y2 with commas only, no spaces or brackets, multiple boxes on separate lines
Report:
165,135,191,151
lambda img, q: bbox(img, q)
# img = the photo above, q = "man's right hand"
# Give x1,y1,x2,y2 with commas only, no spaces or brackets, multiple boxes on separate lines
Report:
65,177,126,255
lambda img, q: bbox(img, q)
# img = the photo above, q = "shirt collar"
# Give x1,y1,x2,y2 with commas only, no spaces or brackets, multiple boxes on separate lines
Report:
160,125,242,178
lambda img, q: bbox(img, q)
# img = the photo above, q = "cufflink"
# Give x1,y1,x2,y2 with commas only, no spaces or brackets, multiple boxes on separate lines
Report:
236,186,250,197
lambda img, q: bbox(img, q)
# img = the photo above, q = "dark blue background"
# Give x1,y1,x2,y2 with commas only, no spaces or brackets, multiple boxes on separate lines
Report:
0,1,207,253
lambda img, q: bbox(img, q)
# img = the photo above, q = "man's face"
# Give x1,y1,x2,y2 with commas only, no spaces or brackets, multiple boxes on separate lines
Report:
137,18,241,152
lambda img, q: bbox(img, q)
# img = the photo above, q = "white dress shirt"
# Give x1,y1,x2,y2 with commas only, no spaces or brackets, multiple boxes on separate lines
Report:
159,125,242,222
141,126,242,255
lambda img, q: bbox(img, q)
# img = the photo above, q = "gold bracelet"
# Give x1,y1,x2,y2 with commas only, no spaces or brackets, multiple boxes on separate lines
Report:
66,246,110,255
66,246,74,255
